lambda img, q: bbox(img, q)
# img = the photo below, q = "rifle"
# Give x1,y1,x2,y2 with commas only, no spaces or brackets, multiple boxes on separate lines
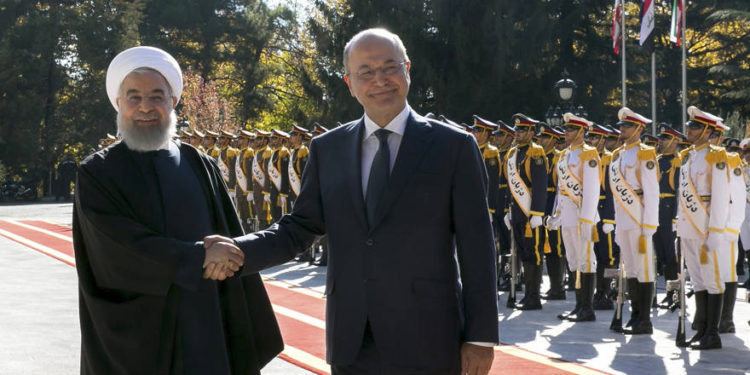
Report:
609,259,625,332
506,227,517,308
672,238,688,347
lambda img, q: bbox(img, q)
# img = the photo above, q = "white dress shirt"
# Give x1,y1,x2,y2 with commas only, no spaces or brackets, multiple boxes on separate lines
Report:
361,104,409,197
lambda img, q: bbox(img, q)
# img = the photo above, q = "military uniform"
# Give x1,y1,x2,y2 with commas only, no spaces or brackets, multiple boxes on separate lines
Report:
587,124,618,311
288,125,310,206
676,106,731,349
505,113,548,310
609,108,660,335
653,124,684,309
493,121,515,290
235,130,256,232
548,113,600,322
267,129,291,223
537,124,566,300
217,131,240,205
252,130,273,229
472,116,501,227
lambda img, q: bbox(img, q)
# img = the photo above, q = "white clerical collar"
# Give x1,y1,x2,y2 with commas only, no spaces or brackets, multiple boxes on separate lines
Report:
363,104,410,139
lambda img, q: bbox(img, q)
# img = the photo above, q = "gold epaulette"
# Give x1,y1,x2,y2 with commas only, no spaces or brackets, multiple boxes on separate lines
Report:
210,147,221,158
727,152,742,169
297,145,309,159
279,147,290,158
600,150,613,167
262,147,273,159
705,145,727,165
679,148,690,159
526,143,545,158
579,144,598,162
483,144,500,159
227,147,240,157
551,149,562,166
198,145,206,153
637,144,657,161
671,154,682,169
242,148,255,160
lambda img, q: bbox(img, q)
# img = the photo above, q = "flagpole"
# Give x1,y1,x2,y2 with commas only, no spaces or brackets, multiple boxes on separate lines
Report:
621,0,627,107
681,0,687,133
651,51,656,134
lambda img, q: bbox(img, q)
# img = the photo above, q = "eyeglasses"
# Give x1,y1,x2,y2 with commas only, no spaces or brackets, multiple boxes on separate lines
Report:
687,122,705,130
352,61,406,81
563,126,579,132
619,122,636,129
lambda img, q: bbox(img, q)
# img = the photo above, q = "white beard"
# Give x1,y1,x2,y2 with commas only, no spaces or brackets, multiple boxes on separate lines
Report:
118,110,177,152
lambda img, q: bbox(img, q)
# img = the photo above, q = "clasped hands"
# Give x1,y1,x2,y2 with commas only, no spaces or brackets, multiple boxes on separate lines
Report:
202,235,243,281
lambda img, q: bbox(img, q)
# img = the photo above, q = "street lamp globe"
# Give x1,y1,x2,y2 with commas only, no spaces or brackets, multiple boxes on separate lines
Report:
554,70,577,102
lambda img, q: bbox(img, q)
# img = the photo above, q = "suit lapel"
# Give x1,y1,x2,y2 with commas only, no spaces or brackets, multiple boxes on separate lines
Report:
370,111,434,231
345,120,369,231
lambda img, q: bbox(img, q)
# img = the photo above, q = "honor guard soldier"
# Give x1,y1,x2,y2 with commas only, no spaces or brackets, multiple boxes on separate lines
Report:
267,129,291,223
654,123,684,309
289,125,312,262
547,113,600,322
179,129,192,144
536,124,567,300
191,130,205,152
641,134,659,147
585,124,618,310
608,108,659,335
217,130,240,205
604,125,620,152
235,130,256,231
252,130,273,229
470,116,501,231
739,138,750,290
203,130,220,159
709,127,746,334
503,113,548,310
493,121,517,291
676,106,732,349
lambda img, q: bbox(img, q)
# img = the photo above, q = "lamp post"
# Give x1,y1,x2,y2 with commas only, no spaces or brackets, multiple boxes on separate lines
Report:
545,69,586,127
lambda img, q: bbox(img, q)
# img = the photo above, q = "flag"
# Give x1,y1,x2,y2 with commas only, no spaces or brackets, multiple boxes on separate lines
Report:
639,0,655,53
670,0,684,46
612,0,623,55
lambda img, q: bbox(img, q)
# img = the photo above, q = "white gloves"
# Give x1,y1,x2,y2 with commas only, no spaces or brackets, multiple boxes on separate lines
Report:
263,194,271,204
641,226,657,238
545,215,561,230
580,222,593,242
280,196,287,207
530,215,543,229
504,213,511,229
247,193,254,202
602,223,614,234
705,232,724,251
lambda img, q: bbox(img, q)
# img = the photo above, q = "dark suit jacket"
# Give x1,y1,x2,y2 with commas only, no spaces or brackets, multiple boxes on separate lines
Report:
237,110,499,370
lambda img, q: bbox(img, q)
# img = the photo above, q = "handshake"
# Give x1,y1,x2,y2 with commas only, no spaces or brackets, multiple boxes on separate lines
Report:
201,235,243,281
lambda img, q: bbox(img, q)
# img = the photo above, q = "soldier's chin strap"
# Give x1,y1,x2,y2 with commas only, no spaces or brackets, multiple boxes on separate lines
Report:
625,125,642,144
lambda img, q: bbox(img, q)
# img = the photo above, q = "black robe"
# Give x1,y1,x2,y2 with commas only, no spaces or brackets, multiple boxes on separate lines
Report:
72,141,282,375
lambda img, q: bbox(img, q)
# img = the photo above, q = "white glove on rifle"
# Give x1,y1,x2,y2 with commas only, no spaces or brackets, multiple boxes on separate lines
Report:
602,223,614,234
504,213,512,229
529,215,543,229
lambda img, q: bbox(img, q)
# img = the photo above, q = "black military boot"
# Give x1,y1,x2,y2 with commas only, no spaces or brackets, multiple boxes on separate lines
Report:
689,290,708,343
593,264,614,310
690,293,723,350
568,273,596,322
566,270,576,291
558,280,582,320
718,282,737,333
517,262,543,310
625,278,640,328
624,282,654,335
543,255,566,300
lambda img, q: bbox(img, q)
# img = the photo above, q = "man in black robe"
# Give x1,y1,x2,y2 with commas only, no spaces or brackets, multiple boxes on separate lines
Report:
72,46,282,375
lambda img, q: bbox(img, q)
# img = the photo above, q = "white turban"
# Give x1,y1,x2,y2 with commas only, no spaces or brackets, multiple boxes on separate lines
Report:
105,46,183,112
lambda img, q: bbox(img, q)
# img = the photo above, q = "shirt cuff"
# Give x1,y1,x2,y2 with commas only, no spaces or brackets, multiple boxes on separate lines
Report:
466,341,496,347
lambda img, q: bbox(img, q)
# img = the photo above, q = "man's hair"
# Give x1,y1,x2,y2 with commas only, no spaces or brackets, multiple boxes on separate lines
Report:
119,67,174,98
343,28,410,75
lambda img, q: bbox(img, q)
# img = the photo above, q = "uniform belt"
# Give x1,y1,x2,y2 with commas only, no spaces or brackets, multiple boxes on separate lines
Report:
700,195,711,202
547,187,556,192
499,184,508,189
659,193,675,198
598,195,606,200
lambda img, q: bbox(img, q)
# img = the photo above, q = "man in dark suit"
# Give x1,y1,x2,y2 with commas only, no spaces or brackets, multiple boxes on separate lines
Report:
205,28,499,375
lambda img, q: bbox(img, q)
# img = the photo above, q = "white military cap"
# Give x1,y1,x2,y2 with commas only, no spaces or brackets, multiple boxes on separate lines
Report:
739,138,750,150
617,107,651,127
687,106,724,130
105,46,183,112
562,112,592,129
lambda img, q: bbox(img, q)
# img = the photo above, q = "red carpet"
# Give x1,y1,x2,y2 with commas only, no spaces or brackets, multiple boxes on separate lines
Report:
0,219,610,375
